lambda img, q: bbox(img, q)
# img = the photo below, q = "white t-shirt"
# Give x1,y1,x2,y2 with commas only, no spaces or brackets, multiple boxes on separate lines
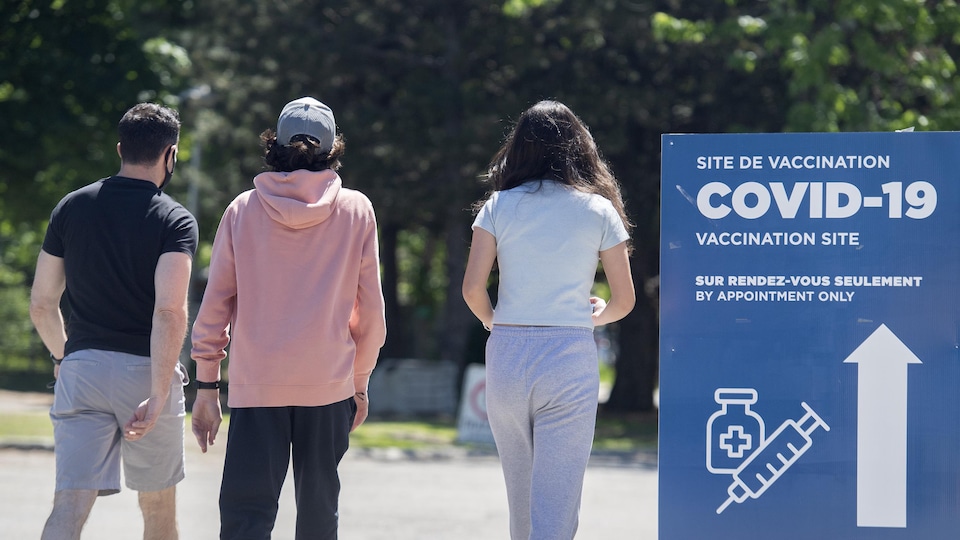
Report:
472,180,630,328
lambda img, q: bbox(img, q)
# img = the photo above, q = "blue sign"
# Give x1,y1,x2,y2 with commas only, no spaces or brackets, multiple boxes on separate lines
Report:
659,132,960,539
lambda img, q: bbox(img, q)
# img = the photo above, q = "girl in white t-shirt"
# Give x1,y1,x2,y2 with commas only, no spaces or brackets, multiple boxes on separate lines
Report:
462,100,636,539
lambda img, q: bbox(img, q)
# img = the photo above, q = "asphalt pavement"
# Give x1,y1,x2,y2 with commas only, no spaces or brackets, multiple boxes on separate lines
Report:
0,390,659,539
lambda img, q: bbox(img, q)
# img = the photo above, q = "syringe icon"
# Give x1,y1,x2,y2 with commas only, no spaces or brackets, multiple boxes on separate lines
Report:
716,401,830,514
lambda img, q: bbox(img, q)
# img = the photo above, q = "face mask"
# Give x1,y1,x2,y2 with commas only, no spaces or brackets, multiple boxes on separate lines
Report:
160,146,177,190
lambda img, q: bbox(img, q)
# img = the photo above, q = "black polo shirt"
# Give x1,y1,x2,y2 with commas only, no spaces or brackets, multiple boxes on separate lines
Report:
41,176,199,357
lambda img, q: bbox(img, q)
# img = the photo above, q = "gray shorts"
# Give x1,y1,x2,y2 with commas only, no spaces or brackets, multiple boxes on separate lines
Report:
50,349,188,495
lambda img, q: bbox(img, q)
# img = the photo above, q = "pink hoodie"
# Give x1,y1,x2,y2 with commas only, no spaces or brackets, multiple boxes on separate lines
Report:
191,169,386,408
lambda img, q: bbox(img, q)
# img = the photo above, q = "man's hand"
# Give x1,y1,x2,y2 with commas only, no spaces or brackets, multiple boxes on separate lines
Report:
351,391,369,432
123,396,167,441
191,389,222,453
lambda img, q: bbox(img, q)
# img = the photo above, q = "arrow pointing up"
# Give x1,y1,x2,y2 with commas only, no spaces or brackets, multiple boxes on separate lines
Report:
844,323,921,528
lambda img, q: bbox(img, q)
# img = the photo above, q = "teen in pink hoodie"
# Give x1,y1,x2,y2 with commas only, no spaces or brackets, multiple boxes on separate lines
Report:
190,97,386,540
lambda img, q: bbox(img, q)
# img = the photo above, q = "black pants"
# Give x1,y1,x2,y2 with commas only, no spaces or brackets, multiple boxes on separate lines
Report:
219,398,356,540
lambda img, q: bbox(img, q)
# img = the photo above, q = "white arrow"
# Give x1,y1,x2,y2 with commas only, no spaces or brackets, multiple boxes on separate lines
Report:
843,323,921,528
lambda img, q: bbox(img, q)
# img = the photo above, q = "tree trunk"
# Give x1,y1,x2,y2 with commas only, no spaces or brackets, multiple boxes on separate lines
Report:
379,221,406,359
606,180,661,413
605,273,659,412
436,5,474,372
439,208,474,365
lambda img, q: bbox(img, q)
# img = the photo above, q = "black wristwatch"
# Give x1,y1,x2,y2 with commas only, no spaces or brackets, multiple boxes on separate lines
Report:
196,380,221,390
50,353,62,366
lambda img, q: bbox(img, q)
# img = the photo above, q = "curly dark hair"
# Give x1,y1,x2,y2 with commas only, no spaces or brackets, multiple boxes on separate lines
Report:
479,100,633,234
260,130,345,172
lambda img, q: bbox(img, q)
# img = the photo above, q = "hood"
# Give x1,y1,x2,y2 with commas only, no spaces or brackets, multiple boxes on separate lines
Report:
253,169,342,229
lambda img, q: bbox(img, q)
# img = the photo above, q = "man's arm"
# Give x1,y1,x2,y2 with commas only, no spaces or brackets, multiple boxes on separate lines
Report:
124,251,192,441
29,250,67,376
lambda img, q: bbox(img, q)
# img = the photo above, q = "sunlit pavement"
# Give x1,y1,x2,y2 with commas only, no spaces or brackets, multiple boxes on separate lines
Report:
0,391,658,539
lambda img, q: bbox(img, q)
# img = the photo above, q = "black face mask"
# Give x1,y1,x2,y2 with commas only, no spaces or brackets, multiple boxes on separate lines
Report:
160,147,177,190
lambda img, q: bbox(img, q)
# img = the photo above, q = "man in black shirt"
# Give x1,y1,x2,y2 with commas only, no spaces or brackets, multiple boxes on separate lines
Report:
30,103,198,540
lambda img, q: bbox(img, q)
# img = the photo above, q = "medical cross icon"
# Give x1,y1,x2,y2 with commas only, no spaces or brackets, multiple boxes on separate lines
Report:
719,426,752,458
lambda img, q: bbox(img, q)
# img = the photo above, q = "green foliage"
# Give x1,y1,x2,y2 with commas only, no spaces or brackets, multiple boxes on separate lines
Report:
652,12,710,43
502,0,560,18
0,0,191,224
655,0,960,132
0,264,38,363
0,0,188,375
6,0,960,409
394,226,449,358
397,227,447,309
0,221,46,375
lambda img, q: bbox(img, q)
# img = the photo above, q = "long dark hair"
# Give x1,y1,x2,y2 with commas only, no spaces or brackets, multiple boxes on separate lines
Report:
480,100,632,233
260,130,345,172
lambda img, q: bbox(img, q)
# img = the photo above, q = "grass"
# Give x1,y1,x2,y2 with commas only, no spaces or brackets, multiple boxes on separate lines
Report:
594,412,659,451
0,412,465,449
1,356,652,452
0,409,657,454
0,412,54,438
351,419,459,449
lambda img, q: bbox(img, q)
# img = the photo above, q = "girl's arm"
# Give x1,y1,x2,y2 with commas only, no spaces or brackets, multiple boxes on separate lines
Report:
592,241,636,326
461,227,497,329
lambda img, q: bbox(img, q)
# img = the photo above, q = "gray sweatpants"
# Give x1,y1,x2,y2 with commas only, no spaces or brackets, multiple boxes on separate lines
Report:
485,326,599,540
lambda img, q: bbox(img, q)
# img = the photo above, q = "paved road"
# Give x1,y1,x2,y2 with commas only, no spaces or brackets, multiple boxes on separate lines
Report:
0,391,659,539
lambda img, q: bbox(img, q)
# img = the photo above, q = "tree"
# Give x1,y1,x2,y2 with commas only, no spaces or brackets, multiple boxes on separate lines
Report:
0,0,190,225
0,0,190,376
172,0,795,411
180,0,548,365
10,0,957,408
609,0,960,410
503,0,960,411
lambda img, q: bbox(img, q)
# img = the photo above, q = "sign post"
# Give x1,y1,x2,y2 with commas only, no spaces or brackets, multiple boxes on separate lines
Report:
659,132,960,539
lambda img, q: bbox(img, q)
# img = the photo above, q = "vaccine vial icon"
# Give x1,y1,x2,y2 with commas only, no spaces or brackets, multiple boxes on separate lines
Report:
707,388,765,474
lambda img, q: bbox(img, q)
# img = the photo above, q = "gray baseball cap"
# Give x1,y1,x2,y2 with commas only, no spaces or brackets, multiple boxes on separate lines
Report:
276,97,336,151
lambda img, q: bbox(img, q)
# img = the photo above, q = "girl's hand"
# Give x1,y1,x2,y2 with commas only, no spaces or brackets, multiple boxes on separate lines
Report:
590,297,607,326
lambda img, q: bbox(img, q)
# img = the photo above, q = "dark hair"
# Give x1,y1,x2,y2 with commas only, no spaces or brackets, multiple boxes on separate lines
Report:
117,103,181,165
260,130,345,172
480,100,633,233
